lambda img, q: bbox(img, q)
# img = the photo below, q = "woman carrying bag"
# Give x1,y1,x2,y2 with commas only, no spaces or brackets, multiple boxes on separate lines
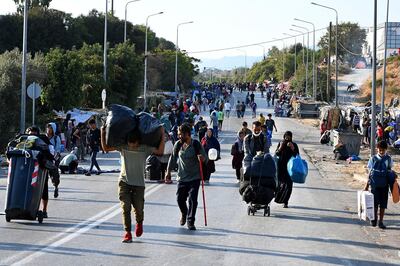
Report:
231,131,245,183
201,128,221,184
275,131,299,208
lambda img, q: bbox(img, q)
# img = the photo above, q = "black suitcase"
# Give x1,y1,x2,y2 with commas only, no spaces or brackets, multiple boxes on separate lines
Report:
5,150,47,223
274,182,290,204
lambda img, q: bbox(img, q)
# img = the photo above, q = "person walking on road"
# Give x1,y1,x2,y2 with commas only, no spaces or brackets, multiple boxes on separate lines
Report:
201,128,220,184
240,121,252,137
217,109,225,132
240,101,246,118
243,121,269,159
210,110,219,138
250,92,255,103
231,131,245,183
85,119,102,176
165,123,208,231
101,127,165,243
364,140,393,229
224,101,231,118
265,114,278,137
266,90,271,107
235,101,241,118
41,123,61,218
73,123,86,161
250,101,257,118
275,131,299,208
258,113,266,125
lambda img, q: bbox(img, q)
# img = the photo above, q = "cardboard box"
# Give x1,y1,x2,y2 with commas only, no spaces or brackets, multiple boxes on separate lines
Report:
358,191,375,221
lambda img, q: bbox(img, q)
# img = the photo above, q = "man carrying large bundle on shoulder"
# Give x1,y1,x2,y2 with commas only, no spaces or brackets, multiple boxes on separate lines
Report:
101,124,165,243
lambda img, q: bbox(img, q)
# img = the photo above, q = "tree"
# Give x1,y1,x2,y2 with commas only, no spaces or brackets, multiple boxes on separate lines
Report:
14,0,52,13
0,48,47,148
147,49,199,92
108,42,143,107
42,47,83,111
319,22,366,66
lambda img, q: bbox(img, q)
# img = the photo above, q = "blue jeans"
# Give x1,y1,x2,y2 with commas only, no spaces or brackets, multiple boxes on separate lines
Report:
89,147,101,172
213,126,219,138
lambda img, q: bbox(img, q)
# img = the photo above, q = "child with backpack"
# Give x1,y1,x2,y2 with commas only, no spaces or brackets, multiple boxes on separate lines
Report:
364,140,394,229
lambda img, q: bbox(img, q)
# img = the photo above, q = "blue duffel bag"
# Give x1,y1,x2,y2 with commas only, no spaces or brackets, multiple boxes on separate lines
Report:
287,155,308,183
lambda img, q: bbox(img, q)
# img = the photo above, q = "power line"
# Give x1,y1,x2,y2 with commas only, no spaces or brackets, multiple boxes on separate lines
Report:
187,27,327,54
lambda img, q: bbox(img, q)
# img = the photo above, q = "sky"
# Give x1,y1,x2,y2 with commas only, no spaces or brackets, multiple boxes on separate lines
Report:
2,0,399,63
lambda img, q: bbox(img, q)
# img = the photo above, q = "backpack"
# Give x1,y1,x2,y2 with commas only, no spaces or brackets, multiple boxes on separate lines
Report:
174,139,201,156
369,155,391,188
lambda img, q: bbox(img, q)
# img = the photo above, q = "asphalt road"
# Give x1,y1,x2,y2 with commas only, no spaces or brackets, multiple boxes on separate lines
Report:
337,68,371,104
0,91,399,266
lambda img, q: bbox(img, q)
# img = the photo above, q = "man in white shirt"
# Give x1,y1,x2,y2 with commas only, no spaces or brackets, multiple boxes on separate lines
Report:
224,102,231,118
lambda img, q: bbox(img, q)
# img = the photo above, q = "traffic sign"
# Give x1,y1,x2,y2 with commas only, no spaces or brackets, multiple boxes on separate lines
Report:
101,89,107,101
27,82,41,99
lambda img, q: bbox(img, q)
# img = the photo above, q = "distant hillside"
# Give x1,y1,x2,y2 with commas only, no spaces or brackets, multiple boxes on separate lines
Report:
360,56,400,104
198,55,263,70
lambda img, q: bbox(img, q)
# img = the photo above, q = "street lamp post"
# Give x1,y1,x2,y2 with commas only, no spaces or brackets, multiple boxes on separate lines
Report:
290,29,305,65
295,18,316,100
311,2,339,107
236,49,247,83
103,0,108,109
144,11,164,109
292,25,309,95
20,0,29,133
175,21,194,94
124,0,141,42
284,33,297,76
381,0,390,123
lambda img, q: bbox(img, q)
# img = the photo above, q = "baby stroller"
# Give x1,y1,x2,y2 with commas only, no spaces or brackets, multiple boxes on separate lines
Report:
240,153,277,216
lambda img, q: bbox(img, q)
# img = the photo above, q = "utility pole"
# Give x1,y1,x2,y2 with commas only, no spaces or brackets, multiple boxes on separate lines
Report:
111,0,114,16
381,0,390,123
327,22,332,103
370,0,378,156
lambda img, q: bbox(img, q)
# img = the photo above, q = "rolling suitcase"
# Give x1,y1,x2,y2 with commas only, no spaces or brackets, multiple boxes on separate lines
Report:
5,150,47,223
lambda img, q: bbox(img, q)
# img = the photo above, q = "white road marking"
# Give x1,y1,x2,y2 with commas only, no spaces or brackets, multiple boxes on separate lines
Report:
5,183,162,266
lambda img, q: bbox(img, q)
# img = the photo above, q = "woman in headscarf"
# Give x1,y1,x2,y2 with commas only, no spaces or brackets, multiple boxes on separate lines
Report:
275,131,299,208
231,131,245,183
201,128,221,183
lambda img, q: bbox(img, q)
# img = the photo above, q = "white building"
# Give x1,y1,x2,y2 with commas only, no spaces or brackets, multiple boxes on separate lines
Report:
363,22,400,63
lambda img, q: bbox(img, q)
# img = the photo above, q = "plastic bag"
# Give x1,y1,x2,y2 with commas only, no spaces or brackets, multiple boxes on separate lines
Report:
105,104,137,147
137,112,163,148
287,155,308,183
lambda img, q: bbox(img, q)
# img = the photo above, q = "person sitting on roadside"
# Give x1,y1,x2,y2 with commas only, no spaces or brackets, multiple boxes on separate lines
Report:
101,127,165,243
59,148,79,174
320,119,327,136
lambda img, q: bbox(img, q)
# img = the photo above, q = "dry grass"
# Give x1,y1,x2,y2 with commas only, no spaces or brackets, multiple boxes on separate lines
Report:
360,57,400,104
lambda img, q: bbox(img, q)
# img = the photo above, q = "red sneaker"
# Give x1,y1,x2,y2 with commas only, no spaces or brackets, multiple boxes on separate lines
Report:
122,231,132,243
135,222,143,237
